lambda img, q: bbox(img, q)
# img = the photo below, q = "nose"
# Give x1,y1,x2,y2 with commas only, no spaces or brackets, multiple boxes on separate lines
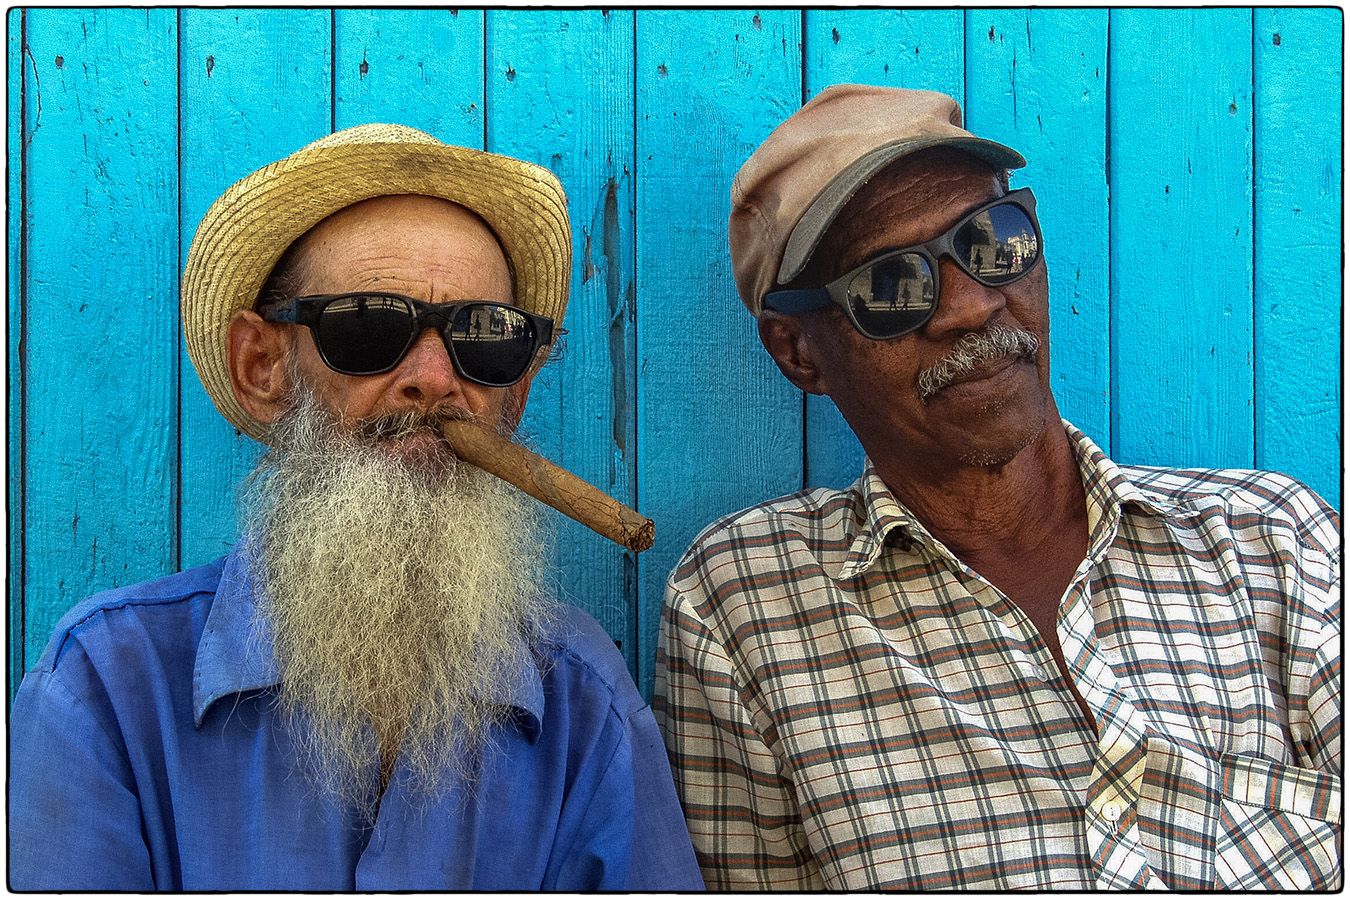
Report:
391,328,467,408
921,256,1007,338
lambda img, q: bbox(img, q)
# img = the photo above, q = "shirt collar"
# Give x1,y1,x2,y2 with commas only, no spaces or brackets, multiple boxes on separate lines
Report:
1064,422,1177,560
831,421,1176,581
192,547,279,727
192,544,545,739
831,465,931,581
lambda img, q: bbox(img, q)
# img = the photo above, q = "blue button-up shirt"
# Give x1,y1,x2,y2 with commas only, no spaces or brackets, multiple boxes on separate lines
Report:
9,547,703,891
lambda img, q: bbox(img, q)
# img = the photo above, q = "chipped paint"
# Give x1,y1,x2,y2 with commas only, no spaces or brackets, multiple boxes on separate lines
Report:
602,177,627,455
24,42,41,140
581,227,594,283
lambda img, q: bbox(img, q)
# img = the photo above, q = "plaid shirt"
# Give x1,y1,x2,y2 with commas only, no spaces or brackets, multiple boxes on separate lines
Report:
654,424,1341,890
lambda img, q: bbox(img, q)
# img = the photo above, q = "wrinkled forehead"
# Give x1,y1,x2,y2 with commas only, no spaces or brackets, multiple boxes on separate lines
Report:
819,150,1007,271
279,194,516,296
850,149,1005,221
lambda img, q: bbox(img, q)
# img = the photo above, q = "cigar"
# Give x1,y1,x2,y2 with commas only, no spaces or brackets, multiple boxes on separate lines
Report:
438,419,655,553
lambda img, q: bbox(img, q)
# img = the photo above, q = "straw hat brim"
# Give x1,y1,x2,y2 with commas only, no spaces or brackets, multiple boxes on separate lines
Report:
182,137,570,442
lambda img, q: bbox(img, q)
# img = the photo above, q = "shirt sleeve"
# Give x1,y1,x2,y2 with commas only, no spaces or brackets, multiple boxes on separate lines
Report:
550,701,704,890
1291,536,1341,775
654,580,825,890
9,659,155,890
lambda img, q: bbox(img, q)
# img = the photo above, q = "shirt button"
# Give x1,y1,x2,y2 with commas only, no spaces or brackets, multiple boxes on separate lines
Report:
1102,801,1122,822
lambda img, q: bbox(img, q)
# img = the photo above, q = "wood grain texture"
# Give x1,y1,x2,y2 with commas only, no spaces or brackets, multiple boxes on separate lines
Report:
1253,8,1341,507
22,9,179,664
334,8,484,144
966,9,1110,445
9,8,26,699
1109,9,1255,469
802,9,965,489
487,10,640,665
177,9,332,568
634,9,804,697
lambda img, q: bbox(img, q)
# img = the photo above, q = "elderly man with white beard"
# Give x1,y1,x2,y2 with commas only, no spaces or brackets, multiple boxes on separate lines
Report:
9,125,702,891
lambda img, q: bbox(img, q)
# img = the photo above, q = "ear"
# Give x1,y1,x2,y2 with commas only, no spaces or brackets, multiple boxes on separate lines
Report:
757,310,829,395
227,311,293,425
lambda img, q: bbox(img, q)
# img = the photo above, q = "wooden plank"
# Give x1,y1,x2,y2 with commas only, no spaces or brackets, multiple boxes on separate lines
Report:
9,8,26,699
1108,10,1254,469
1254,9,1341,507
487,10,639,672
22,9,179,665
801,10,964,488
966,10,1110,446
805,10,963,98
334,8,483,144
635,9,803,698
178,9,332,568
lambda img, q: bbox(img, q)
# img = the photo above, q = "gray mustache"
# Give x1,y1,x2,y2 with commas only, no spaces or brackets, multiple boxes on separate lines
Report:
917,325,1040,400
358,406,475,443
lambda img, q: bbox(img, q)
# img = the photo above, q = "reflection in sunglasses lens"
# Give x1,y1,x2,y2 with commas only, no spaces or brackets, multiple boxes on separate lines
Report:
318,294,416,374
313,296,539,383
450,304,537,386
848,252,936,338
955,203,1038,284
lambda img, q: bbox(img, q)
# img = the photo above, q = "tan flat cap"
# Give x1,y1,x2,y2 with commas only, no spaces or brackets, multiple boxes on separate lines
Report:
729,84,1025,314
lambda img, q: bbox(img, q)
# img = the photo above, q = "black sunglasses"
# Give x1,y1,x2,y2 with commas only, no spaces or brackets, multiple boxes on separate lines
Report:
763,187,1042,340
259,293,555,387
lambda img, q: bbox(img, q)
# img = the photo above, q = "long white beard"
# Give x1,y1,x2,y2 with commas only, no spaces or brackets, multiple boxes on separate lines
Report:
239,386,555,817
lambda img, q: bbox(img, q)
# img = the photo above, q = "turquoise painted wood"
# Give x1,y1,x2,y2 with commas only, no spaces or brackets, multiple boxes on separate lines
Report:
487,9,639,668
334,9,484,144
635,9,805,697
1110,9,1256,470
9,9,1342,703
1253,9,1341,507
9,9,25,701
20,9,180,672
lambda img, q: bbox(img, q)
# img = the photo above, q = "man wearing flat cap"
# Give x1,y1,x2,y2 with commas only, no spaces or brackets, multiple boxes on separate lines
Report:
655,85,1340,891
10,125,701,891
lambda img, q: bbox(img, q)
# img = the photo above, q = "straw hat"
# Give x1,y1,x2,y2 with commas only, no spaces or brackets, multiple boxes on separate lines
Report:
182,124,571,441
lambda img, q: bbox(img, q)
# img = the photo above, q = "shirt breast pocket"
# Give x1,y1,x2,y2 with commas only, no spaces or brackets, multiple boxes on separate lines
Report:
1213,751,1341,891
1138,735,1341,891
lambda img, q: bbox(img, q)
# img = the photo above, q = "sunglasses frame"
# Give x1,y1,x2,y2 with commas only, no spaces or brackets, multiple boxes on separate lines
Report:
762,187,1042,341
258,292,555,386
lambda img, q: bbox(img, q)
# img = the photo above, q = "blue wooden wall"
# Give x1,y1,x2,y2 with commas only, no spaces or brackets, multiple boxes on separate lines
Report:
8,8,1341,703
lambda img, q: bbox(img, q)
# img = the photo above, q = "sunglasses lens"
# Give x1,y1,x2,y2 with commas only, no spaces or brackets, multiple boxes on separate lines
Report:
316,295,415,374
846,252,937,338
953,201,1039,285
448,304,539,386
